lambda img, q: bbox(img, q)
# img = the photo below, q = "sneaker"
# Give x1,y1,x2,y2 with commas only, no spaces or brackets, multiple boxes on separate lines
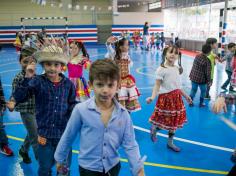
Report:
199,103,206,107
0,144,14,156
167,144,181,152
150,126,157,142
189,103,194,107
19,148,32,164
229,89,236,93
204,95,211,100
221,86,227,91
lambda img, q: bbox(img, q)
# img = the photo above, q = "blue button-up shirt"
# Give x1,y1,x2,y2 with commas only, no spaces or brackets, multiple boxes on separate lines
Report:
54,97,143,175
13,74,77,138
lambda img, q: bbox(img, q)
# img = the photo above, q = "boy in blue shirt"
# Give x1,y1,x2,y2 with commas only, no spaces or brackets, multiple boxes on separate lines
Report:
55,59,145,176
13,44,77,176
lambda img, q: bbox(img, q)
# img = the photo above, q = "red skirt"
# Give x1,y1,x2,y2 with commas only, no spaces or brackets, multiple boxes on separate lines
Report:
149,89,187,131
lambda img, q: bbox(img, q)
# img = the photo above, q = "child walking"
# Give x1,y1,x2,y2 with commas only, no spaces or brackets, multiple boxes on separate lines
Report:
8,47,38,163
146,46,192,152
68,40,91,102
0,77,13,156
105,36,141,112
230,51,236,88
189,44,212,107
221,43,236,91
205,38,220,99
55,58,145,176
12,43,77,175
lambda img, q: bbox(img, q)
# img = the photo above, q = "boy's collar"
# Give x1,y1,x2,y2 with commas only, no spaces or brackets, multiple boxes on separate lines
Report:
88,96,126,112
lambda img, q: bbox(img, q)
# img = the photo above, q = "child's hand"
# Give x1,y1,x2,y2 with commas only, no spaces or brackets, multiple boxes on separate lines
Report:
6,101,16,112
25,62,36,78
146,97,153,104
185,96,192,104
137,168,145,176
212,97,227,113
106,36,118,44
56,163,69,175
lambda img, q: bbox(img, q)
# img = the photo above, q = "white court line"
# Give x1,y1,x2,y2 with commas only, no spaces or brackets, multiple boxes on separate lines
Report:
220,116,236,131
0,69,21,74
0,62,18,67
133,125,234,153
136,66,156,78
3,84,12,87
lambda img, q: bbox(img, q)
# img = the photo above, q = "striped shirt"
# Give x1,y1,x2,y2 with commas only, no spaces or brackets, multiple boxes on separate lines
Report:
13,73,77,138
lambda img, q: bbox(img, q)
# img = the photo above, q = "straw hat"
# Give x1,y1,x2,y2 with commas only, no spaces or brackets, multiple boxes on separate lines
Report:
34,45,69,65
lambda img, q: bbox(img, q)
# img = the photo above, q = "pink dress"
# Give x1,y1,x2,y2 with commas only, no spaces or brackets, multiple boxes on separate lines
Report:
231,57,236,87
67,56,90,102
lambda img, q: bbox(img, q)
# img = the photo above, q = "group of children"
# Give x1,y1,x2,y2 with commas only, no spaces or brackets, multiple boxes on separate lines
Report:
120,29,165,51
1,31,236,175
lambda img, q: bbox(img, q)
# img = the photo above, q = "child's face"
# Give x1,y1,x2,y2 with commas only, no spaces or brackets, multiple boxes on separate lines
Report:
120,40,129,52
211,43,218,49
91,79,118,104
166,48,179,63
43,61,62,79
20,56,35,71
69,43,80,57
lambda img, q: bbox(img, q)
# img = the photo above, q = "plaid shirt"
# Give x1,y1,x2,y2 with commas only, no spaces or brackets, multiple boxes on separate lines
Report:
189,53,212,84
0,78,6,112
13,73,77,138
219,93,236,105
12,70,35,113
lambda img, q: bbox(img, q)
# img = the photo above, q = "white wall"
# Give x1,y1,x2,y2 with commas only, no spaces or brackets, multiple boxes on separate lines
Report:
113,12,163,25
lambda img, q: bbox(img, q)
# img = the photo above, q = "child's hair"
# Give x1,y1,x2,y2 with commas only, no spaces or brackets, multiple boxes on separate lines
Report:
114,38,127,61
202,44,212,55
70,40,89,58
19,47,37,62
206,38,217,45
89,58,120,83
161,45,183,74
228,43,236,49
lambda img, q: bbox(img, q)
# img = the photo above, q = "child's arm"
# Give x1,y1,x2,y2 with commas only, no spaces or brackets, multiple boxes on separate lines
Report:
181,90,192,104
121,111,145,176
54,105,82,167
67,81,77,113
13,63,38,104
0,79,6,114
146,79,161,104
105,36,117,59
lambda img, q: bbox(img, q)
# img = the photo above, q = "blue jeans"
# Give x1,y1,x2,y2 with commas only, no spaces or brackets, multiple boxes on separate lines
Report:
0,115,8,146
190,81,207,101
38,138,72,176
222,70,233,89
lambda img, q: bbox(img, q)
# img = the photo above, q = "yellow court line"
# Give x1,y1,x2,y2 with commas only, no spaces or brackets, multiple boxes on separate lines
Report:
4,122,23,125
7,135,228,175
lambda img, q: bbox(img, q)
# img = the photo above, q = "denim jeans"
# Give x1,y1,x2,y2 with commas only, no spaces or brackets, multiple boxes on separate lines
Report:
190,81,207,101
222,70,233,89
79,162,121,176
0,115,8,146
206,79,213,97
20,112,38,159
38,138,72,176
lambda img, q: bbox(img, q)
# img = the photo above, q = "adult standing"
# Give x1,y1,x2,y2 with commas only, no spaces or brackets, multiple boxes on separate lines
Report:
143,22,150,50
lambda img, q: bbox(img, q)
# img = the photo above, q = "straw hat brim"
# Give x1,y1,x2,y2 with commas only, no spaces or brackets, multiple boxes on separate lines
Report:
34,51,69,65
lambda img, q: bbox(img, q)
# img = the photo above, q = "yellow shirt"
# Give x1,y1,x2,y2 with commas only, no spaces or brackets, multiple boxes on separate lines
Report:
207,52,215,79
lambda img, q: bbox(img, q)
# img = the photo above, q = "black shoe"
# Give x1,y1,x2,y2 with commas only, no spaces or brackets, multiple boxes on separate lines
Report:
199,103,206,107
204,95,211,100
229,88,236,93
221,86,227,91
19,148,32,164
189,103,194,107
